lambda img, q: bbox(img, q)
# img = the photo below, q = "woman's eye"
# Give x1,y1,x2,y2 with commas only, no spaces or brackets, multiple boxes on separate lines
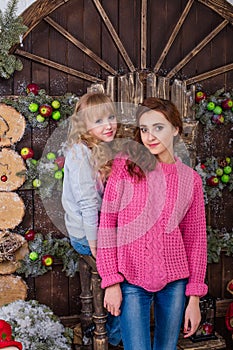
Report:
155,125,163,131
140,127,148,133
108,115,116,121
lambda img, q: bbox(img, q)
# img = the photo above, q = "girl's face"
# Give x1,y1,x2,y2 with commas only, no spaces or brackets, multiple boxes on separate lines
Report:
139,110,179,163
86,111,117,142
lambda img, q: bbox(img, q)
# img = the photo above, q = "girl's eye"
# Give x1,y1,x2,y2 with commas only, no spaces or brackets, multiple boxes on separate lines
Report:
108,115,116,121
95,119,102,124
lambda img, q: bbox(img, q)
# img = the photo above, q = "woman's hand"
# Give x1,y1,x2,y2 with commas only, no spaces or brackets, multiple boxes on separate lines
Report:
104,284,122,316
183,296,201,338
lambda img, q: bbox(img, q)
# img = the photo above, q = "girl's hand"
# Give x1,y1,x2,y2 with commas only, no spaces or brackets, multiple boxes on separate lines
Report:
183,296,201,338
104,284,122,316
88,240,97,258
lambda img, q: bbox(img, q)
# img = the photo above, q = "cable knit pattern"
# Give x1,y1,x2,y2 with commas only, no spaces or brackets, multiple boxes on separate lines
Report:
96,156,208,297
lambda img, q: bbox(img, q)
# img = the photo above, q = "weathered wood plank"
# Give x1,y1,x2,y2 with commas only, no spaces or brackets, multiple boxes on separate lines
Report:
185,62,233,84
141,0,147,69
92,0,135,72
21,0,69,37
166,19,228,78
198,0,233,24
15,50,104,83
44,17,116,75
154,0,194,72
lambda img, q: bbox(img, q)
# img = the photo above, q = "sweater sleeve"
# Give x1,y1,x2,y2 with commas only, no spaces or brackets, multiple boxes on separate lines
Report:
63,145,99,241
179,172,208,297
96,157,126,288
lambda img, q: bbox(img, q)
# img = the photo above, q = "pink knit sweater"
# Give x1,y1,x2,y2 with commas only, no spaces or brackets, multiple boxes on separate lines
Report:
96,156,208,297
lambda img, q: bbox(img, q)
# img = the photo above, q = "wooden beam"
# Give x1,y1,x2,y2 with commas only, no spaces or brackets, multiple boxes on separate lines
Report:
166,19,228,78
15,49,104,83
154,0,194,72
198,0,233,25
21,0,70,38
141,0,147,70
92,0,135,72
185,62,233,84
44,16,117,75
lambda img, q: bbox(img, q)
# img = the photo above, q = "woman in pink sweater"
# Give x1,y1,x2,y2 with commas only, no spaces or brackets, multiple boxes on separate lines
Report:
96,97,208,350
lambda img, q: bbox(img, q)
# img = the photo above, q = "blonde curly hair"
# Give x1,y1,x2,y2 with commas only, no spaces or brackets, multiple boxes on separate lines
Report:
66,92,121,181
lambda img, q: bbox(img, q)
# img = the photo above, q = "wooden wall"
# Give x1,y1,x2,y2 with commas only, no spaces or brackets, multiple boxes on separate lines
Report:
0,1,233,343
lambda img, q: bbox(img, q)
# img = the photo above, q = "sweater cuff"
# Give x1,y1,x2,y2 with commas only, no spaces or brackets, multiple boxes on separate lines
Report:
100,273,125,289
185,282,208,297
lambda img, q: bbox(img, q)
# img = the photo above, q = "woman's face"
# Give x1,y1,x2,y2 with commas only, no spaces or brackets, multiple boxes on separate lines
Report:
86,111,117,142
139,110,179,163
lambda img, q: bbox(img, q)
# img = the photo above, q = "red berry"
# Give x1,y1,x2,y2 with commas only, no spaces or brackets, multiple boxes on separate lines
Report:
1,175,7,182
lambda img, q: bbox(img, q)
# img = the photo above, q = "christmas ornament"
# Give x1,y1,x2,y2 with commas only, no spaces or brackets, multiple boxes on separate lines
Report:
54,170,63,180
55,156,65,169
46,152,56,161
211,114,224,124
221,98,233,110
24,229,35,241
32,178,41,188
0,175,7,182
20,147,34,160
28,102,39,113
36,114,45,123
26,83,40,95
39,104,53,117
41,254,54,267
207,176,219,187
195,91,207,103
51,100,61,109
213,105,222,115
52,110,61,121
29,251,38,261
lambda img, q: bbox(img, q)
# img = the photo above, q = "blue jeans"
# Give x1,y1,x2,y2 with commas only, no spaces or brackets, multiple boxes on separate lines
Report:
69,236,92,255
120,279,188,350
70,235,121,345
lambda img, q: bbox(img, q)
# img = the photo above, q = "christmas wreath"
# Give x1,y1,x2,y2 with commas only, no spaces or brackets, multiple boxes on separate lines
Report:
20,149,65,199
1,87,78,128
194,88,233,129
16,232,79,278
207,226,233,263
195,156,233,204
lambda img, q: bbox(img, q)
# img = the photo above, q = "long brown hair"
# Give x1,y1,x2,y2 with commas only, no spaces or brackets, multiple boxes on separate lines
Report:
125,97,183,179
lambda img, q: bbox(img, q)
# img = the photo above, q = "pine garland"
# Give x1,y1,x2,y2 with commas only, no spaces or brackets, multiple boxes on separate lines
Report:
0,0,27,79
17,232,80,278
